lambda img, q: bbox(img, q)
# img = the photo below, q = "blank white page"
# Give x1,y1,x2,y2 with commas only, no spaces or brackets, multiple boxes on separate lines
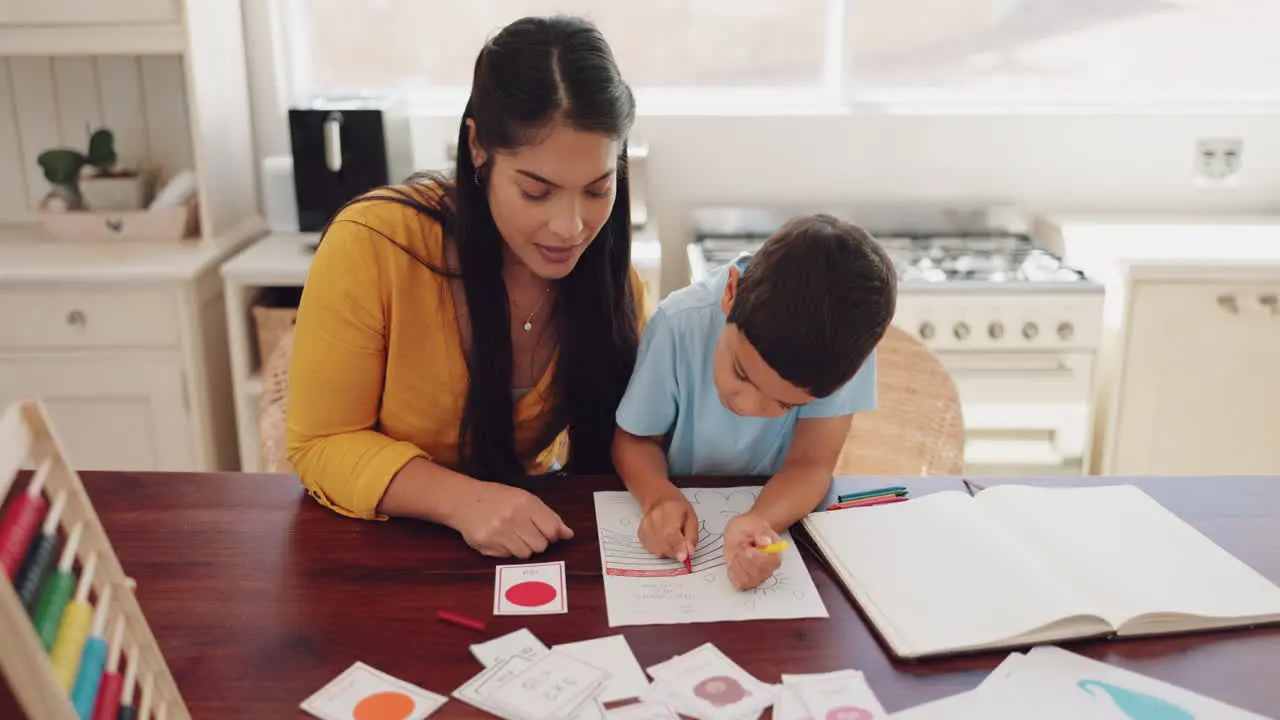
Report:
803,491,1101,658
977,484,1280,630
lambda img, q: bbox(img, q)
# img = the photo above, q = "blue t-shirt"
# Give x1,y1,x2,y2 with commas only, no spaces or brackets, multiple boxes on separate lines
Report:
616,256,878,476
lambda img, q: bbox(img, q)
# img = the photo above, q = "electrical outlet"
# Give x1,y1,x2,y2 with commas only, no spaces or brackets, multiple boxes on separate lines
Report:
1193,137,1243,188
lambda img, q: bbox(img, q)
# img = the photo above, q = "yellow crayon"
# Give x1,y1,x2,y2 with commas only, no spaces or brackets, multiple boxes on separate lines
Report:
760,541,789,554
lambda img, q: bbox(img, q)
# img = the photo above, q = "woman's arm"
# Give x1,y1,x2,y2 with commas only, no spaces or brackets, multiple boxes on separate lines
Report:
285,218,469,520
285,215,572,557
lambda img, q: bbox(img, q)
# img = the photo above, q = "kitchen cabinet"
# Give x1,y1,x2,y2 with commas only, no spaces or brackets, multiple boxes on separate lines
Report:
1108,279,1280,475
0,265,242,473
0,351,192,470
0,0,260,472
1048,215,1280,476
4,0,179,25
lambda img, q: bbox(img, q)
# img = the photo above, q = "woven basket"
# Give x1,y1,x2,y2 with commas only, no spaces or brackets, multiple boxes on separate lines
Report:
251,305,298,370
258,327,295,474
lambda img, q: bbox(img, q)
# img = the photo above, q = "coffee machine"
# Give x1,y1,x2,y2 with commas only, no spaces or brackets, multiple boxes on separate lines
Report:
287,97,413,232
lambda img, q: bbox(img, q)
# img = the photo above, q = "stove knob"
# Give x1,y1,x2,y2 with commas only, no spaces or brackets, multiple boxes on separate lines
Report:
918,322,935,340
1057,321,1075,340
988,321,1004,339
953,322,971,340
1022,322,1039,340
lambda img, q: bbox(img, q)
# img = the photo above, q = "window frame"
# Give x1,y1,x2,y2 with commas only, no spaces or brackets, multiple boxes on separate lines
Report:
276,0,1280,117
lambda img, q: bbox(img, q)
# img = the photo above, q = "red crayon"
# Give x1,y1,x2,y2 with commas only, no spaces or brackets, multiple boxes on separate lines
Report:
437,610,486,632
826,496,909,511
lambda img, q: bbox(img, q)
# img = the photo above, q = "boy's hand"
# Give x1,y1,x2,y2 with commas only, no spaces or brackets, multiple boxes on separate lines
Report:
723,513,783,591
639,492,699,563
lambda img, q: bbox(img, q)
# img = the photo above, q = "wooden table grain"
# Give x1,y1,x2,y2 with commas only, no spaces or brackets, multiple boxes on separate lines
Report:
3,472,1280,718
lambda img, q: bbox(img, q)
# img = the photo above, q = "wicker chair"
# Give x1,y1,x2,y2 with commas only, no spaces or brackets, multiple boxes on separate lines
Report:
256,324,964,477
257,328,295,474
833,325,965,477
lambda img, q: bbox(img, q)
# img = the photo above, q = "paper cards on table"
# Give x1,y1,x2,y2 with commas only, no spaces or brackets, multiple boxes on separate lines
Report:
454,650,609,720
889,645,1273,719
301,661,447,720
495,560,568,615
471,628,550,667
775,670,886,719
644,643,778,720
594,488,827,627
553,635,651,703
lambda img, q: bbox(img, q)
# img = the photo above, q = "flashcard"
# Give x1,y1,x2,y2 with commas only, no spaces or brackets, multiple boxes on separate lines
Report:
639,680,702,718
1012,645,1271,719
772,683,810,720
648,643,775,720
487,649,610,720
300,661,447,720
495,561,568,615
471,628,550,667
452,655,536,719
976,651,1027,690
552,635,649,703
603,700,682,719
787,670,886,719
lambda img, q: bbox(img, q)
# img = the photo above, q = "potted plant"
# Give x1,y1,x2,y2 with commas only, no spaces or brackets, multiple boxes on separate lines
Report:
36,128,149,212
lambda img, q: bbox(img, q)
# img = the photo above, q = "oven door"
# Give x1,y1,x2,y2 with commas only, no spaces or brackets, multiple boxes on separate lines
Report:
936,350,1095,475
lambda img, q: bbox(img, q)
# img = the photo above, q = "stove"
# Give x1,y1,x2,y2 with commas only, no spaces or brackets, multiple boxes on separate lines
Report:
686,206,1106,475
694,230,1096,289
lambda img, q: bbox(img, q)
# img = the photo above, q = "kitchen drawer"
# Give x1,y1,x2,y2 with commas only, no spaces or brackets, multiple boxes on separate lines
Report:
0,286,180,349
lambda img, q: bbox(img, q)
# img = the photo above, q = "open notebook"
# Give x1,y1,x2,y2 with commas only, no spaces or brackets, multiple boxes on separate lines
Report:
801,483,1280,661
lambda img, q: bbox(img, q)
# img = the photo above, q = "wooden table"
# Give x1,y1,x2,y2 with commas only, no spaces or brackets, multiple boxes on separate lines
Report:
4,472,1280,718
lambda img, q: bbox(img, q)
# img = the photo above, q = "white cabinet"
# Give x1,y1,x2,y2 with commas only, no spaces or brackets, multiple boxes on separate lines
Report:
4,0,179,25
1105,279,1280,475
0,270,241,472
0,351,192,470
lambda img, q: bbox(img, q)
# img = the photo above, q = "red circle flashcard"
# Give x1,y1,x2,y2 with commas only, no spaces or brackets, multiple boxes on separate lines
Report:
493,561,568,616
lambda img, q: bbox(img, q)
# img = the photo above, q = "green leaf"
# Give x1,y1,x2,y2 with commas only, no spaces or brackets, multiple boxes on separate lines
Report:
36,149,88,186
86,128,117,171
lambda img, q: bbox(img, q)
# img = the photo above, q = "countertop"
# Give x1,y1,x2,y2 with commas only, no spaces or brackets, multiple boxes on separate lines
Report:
0,216,265,283
222,223,663,286
1041,213,1280,283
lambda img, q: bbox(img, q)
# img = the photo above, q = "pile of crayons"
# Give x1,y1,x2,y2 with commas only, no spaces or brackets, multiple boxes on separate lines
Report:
0,460,154,720
825,485,910,511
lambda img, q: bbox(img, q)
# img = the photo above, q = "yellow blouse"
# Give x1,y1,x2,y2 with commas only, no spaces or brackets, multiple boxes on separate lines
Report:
285,187,651,519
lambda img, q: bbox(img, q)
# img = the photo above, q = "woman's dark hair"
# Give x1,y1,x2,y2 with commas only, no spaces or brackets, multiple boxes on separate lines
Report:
320,15,639,483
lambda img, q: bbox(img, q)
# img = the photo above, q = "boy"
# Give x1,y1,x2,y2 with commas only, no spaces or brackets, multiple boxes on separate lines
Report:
612,214,897,591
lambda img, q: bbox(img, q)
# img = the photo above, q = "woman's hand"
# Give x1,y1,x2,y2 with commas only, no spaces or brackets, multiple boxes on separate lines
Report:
451,481,574,559
723,513,782,590
638,492,699,563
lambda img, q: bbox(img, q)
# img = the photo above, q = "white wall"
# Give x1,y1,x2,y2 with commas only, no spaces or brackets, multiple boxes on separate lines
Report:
242,3,1280,295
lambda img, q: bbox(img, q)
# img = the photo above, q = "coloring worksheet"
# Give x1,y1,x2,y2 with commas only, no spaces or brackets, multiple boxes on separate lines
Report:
593,487,828,627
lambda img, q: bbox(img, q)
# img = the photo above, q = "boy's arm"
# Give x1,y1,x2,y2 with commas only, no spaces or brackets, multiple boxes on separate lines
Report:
748,414,853,530
612,428,678,512
612,307,682,509
749,348,879,530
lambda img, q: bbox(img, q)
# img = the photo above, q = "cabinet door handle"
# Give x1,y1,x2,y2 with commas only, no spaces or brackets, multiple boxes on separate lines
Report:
1260,294,1278,316
66,310,86,327
1217,294,1239,314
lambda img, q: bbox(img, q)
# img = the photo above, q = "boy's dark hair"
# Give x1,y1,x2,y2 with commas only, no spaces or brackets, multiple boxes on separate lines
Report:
727,214,897,398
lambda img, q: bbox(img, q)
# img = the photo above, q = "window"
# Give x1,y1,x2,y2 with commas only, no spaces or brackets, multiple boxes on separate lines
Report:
843,0,1280,105
282,0,845,112
279,0,1280,113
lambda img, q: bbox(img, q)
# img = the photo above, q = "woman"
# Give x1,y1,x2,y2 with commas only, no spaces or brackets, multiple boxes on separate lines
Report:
286,15,649,559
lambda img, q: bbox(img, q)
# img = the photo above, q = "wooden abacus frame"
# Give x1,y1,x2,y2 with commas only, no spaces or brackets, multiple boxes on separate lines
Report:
0,397,191,720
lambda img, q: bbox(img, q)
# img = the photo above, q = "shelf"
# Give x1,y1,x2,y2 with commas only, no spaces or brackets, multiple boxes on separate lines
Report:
0,24,186,55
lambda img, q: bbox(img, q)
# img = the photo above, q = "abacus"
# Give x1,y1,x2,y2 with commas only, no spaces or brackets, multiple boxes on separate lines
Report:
0,397,191,720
